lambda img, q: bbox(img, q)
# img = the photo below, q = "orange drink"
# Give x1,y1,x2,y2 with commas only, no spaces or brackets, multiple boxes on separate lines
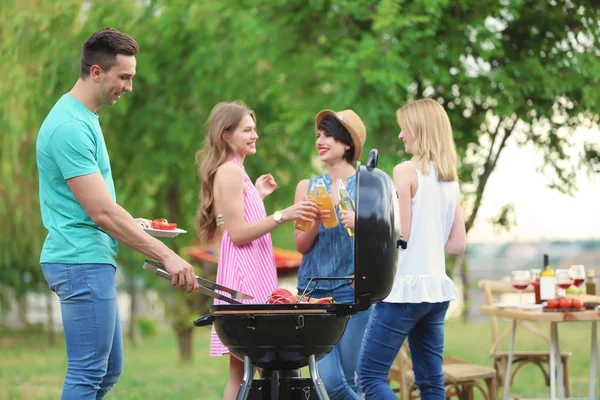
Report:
294,217,312,232
318,191,338,229
295,177,338,230
294,189,318,232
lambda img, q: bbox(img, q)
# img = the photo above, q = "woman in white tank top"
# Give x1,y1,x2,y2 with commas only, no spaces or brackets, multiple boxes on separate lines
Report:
357,98,467,399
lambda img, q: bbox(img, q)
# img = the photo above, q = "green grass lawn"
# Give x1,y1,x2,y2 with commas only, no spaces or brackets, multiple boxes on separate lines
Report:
0,319,596,399
0,326,229,400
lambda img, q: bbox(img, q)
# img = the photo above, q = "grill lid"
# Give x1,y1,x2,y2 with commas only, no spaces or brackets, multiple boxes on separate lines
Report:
339,148,400,314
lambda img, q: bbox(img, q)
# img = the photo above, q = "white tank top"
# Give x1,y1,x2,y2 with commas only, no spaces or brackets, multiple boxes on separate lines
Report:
384,161,459,303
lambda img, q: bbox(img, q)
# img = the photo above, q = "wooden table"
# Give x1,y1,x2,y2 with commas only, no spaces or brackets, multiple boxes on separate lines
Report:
480,302,600,400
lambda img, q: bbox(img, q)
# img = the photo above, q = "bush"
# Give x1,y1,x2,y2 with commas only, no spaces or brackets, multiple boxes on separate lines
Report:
137,317,158,338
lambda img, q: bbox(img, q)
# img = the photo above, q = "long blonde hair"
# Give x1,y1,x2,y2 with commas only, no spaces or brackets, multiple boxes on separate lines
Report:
396,98,458,182
195,101,256,242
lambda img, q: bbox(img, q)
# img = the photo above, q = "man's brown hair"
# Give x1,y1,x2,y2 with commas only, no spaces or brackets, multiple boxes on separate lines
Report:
80,28,139,79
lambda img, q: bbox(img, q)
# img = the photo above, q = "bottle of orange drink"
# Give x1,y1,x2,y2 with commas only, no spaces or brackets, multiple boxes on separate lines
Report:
294,178,338,230
294,181,318,232
314,178,338,229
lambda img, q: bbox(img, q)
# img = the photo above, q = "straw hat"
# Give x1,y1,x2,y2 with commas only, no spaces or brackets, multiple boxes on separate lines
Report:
315,109,367,162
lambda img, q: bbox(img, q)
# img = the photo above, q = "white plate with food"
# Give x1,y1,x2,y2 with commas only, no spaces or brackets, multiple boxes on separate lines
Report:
142,227,187,238
136,218,187,238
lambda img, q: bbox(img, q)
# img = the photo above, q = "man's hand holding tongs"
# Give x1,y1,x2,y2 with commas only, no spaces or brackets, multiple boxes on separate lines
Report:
162,254,200,293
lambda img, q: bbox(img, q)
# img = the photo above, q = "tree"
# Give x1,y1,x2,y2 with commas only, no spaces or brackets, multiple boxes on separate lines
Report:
0,0,83,320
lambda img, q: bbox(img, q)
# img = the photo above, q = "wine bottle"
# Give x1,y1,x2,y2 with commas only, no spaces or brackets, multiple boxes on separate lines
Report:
539,254,556,301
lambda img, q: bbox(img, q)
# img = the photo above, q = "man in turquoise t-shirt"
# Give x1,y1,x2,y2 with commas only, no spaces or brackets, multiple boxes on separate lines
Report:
36,28,198,400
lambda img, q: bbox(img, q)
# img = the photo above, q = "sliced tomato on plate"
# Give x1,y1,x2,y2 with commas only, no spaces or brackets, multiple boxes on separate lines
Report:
151,219,177,231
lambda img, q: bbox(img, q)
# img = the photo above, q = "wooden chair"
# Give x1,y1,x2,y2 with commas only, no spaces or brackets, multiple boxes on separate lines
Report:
388,343,497,400
477,279,571,396
443,356,497,400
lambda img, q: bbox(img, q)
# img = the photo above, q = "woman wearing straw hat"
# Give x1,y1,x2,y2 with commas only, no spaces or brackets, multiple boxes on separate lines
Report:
293,109,368,400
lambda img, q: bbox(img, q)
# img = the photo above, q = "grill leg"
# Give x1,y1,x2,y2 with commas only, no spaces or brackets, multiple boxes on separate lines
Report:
308,355,330,400
236,356,254,400
270,370,279,400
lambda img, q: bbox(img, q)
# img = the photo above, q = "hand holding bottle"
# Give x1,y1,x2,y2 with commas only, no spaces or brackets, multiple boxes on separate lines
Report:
295,181,321,231
298,201,332,229
339,210,355,230
336,178,355,236
283,201,319,223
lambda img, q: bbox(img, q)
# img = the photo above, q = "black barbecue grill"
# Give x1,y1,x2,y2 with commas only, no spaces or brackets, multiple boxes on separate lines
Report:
144,149,400,400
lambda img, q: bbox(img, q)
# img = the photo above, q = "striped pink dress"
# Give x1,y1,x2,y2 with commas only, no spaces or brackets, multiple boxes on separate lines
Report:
210,157,279,356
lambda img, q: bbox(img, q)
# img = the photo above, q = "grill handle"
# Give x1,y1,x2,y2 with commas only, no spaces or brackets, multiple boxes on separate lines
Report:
193,314,214,327
367,149,378,168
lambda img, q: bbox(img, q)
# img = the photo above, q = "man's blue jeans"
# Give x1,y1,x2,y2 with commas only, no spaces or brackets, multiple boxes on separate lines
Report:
357,301,450,400
312,285,371,400
42,263,123,400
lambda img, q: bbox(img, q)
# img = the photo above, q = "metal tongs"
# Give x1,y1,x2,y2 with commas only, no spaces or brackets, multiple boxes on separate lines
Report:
142,259,253,305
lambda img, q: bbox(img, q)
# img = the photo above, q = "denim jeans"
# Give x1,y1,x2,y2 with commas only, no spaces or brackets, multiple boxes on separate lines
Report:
311,285,371,400
42,263,123,400
357,301,450,400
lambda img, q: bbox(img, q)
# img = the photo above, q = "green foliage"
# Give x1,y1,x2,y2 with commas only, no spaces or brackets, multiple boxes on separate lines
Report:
0,0,85,308
487,203,518,234
136,316,158,338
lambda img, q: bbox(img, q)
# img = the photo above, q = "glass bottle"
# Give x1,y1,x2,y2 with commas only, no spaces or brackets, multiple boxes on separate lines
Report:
586,269,597,296
539,254,556,301
336,177,355,237
314,178,338,229
530,269,542,304
294,180,318,232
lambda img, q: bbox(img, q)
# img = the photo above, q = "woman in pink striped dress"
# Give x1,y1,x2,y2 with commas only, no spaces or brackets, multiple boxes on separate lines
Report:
195,101,318,400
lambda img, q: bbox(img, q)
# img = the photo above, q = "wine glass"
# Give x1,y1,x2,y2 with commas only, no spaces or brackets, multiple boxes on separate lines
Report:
511,270,531,306
555,269,573,298
570,265,586,290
